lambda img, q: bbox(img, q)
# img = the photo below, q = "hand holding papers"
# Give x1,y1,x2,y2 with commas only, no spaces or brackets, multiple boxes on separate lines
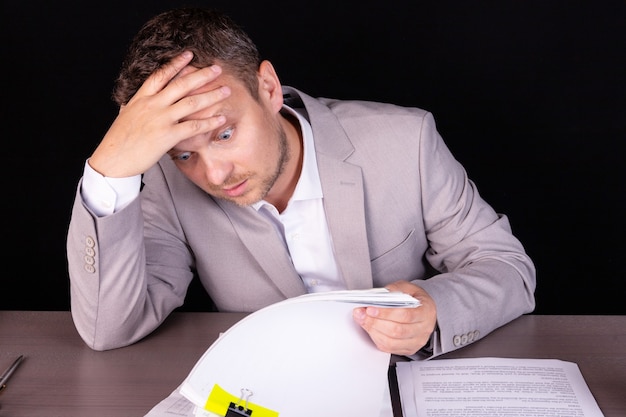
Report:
178,289,419,417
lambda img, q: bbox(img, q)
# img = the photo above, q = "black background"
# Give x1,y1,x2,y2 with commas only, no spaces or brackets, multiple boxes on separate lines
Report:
2,1,625,314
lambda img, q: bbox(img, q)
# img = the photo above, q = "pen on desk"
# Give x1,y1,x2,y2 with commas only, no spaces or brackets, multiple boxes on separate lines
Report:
0,355,24,394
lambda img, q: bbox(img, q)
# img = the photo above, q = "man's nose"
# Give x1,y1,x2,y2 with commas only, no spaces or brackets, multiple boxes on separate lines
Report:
203,156,233,185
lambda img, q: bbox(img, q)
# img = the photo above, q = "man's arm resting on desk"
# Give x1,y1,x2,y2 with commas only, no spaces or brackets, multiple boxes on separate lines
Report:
67,173,195,351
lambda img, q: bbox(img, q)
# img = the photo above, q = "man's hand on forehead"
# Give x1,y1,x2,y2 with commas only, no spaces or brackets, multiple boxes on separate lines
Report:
89,52,230,178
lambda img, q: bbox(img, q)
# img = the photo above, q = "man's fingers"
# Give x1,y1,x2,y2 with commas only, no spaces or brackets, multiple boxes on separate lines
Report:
385,280,421,297
132,51,224,107
353,281,437,355
170,113,227,143
370,305,419,324
136,51,195,97
354,307,424,355
173,85,231,124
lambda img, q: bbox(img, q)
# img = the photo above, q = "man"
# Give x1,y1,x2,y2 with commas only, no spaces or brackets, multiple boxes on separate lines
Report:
67,8,536,355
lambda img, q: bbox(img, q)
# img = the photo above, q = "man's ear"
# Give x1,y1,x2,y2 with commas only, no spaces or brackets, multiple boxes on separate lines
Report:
258,60,283,112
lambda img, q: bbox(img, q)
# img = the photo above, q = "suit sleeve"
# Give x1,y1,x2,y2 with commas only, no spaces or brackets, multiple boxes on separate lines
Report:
66,171,195,351
411,113,536,359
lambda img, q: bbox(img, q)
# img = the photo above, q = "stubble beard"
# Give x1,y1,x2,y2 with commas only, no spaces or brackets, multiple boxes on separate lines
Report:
221,122,290,208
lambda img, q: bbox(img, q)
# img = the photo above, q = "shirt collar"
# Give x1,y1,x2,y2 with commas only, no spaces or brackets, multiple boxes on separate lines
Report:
252,104,322,211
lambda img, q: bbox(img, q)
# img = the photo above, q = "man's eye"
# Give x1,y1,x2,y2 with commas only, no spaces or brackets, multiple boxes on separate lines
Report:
175,152,192,161
217,127,234,141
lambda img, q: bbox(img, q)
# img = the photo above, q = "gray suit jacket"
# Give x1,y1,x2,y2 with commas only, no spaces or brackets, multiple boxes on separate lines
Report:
67,87,536,353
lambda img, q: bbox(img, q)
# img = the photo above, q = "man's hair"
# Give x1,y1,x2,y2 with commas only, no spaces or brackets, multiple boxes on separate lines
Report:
113,8,261,105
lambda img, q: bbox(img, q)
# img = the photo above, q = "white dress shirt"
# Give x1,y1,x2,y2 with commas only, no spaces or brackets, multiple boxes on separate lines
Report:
252,106,345,292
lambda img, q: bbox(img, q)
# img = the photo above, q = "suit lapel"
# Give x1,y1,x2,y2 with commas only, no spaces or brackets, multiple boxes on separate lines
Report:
215,200,307,298
291,87,374,289
316,154,373,289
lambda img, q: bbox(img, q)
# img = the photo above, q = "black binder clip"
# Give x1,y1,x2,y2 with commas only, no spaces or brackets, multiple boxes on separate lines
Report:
226,388,253,416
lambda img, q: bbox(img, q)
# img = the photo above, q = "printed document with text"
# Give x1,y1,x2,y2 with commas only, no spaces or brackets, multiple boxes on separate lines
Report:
396,357,604,417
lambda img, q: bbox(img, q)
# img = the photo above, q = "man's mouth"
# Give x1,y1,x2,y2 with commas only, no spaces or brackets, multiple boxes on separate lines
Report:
222,180,248,197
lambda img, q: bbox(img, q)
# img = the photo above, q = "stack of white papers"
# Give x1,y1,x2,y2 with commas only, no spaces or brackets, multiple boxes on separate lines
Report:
396,357,605,417
286,288,422,306
171,289,419,417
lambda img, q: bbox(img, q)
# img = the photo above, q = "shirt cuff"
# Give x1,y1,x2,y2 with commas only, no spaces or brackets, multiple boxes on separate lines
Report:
80,160,141,217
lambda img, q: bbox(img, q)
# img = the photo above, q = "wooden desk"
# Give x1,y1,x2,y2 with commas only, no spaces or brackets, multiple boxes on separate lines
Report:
1,312,625,417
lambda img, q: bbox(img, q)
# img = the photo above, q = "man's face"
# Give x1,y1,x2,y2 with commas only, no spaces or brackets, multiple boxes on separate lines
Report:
167,69,291,207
